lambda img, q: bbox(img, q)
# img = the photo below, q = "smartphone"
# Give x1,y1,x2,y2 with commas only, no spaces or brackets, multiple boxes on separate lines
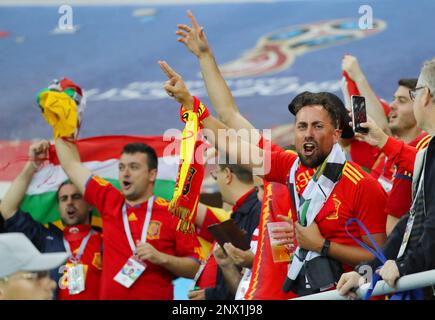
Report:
351,95,369,134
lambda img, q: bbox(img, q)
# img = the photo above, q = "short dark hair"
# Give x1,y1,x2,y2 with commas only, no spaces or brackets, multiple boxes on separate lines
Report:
56,180,74,202
290,92,340,128
218,164,253,184
398,78,418,90
121,143,158,170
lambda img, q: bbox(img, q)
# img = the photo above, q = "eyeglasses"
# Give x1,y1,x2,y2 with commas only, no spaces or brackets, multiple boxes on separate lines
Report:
409,86,431,101
0,271,49,283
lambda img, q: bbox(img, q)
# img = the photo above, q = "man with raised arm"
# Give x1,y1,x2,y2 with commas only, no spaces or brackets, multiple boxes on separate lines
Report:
159,57,387,296
0,141,102,300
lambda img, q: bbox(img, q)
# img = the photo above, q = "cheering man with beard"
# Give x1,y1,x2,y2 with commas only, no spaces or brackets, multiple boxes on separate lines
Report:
159,58,388,296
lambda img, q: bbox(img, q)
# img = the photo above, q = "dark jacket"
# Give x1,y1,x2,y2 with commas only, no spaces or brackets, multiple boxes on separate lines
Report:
205,189,261,300
4,210,66,293
362,138,435,299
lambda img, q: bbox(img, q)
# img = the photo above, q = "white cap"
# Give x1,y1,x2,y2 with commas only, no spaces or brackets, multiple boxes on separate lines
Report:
0,233,68,278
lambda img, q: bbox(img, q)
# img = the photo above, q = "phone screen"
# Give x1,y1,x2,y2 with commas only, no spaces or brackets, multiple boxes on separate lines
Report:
351,95,368,133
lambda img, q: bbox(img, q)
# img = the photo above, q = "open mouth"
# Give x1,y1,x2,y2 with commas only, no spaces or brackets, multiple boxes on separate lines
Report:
66,207,76,217
122,181,132,191
302,142,316,156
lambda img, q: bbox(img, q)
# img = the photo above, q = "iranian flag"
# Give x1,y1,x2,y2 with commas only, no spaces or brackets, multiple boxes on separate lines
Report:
0,135,179,227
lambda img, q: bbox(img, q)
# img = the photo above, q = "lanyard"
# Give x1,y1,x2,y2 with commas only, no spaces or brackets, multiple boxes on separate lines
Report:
122,196,155,256
63,230,94,263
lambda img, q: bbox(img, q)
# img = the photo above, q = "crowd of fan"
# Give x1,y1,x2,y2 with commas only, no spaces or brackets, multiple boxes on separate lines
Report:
1,11,434,300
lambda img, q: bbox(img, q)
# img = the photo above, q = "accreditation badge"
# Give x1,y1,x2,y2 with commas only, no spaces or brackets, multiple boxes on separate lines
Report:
67,263,86,295
114,256,147,288
397,214,415,259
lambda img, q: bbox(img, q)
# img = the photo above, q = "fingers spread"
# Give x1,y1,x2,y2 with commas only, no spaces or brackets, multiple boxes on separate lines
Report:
187,10,200,29
177,24,191,33
175,30,188,38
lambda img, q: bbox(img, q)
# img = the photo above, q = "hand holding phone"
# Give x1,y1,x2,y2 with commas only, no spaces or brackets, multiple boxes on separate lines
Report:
351,95,369,134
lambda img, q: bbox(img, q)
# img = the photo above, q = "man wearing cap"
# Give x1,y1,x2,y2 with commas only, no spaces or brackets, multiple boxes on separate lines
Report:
0,140,102,300
159,59,387,296
0,233,68,300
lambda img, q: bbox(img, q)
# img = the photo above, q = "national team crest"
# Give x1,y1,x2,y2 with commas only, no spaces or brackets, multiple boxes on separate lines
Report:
147,221,161,240
326,194,341,220
219,19,386,78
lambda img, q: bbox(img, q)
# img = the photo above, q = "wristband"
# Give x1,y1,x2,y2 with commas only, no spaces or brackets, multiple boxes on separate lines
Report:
179,96,210,124
320,239,331,257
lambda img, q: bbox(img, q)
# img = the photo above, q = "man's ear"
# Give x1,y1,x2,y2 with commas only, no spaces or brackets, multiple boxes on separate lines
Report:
423,88,432,107
333,128,340,144
149,168,158,182
224,167,232,185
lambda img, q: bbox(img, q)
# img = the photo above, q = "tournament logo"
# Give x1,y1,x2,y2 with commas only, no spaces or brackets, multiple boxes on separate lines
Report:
219,19,386,78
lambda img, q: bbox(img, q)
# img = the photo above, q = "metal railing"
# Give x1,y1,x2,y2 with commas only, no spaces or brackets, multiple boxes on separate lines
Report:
291,269,435,300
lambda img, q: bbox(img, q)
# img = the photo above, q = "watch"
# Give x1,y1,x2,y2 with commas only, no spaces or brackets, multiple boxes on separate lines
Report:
320,239,331,257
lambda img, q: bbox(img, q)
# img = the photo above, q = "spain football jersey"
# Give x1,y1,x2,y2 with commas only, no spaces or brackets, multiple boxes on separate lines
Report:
264,149,388,272
84,175,201,300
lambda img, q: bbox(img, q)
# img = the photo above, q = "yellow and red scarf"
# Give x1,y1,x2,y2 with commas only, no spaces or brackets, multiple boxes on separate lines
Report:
169,96,209,233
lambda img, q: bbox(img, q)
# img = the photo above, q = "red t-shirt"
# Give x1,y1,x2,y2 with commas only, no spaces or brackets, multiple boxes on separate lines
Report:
84,176,201,300
58,224,102,300
264,150,388,272
383,133,431,218
350,140,394,181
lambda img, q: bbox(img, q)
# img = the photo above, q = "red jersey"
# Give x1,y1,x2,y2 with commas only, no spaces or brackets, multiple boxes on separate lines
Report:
84,176,201,300
350,140,395,182
246,138,298,300
58,224,102,300
264,150,388,272
382,133,431,218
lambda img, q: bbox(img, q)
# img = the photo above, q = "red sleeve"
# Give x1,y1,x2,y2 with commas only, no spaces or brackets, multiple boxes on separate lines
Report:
84,175,124,219
257,136,284,152
263,150,296,185
384,172,413,219
174,221,201,261
380,136,417,173
354,177,388,235
350,140,382,171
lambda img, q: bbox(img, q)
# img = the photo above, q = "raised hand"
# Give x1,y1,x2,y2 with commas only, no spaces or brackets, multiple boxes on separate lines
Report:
350,115,389,148
158,60,194,109
176,10,211,58
342,55,365,82
28,140,50,169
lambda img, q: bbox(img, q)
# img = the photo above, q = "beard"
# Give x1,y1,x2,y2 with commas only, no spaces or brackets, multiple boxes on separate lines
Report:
297,150,327,168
